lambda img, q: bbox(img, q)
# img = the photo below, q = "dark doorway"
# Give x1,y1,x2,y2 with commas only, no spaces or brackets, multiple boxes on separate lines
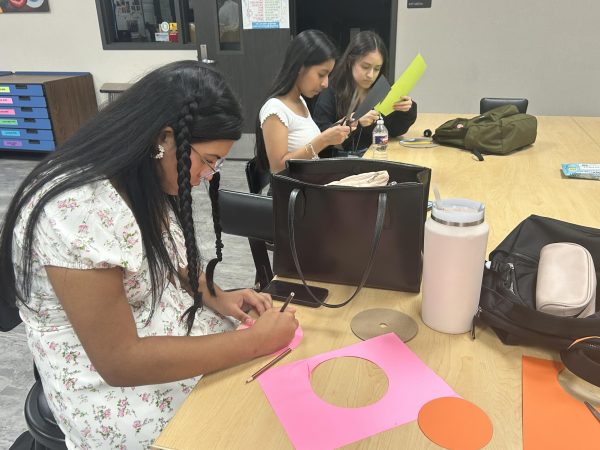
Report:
192,0,291,134
293,0,397,79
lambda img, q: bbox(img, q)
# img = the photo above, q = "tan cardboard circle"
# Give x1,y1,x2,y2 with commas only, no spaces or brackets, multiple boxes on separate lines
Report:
351,308,418,342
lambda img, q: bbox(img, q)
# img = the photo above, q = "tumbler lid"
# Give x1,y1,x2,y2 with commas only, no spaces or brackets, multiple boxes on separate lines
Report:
431,198,485,227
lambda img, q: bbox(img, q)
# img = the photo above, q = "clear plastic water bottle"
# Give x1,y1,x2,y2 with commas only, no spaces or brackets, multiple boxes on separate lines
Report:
372,116,388,159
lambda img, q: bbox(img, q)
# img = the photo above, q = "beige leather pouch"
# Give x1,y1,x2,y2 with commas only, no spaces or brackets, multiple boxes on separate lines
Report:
536,243,596,317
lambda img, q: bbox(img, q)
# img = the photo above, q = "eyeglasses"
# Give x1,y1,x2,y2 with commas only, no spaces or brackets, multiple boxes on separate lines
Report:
190,145,226,177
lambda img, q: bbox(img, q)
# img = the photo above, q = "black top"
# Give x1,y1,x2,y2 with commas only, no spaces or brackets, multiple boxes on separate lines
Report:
312,87,418,155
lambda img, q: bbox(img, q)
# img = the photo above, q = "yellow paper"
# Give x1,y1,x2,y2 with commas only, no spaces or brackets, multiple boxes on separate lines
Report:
375,53,427,116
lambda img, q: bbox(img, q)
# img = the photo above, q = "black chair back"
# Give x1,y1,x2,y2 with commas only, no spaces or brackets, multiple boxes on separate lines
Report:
245,157,270,194
219,190,273,242
0,297,21,332
219,189,274,289
480,97,528,114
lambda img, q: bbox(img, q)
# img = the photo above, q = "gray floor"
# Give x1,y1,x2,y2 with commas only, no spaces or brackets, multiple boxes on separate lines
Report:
0,154,257,447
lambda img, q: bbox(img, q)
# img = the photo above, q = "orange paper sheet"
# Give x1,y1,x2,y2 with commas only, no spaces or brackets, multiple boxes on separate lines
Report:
522,356,600,450
418,397,493,450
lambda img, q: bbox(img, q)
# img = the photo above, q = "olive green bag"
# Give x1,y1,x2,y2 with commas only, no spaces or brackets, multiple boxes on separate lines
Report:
432,105,537,160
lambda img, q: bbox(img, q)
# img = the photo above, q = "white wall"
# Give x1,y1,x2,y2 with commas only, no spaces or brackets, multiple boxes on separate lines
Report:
1,2,196,106
2,1,599,117
396,0,600,116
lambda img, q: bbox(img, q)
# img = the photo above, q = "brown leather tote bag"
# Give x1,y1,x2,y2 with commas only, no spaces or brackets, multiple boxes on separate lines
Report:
272,159,431,307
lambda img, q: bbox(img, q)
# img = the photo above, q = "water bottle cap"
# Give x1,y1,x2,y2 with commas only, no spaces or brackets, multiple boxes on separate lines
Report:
377,118,384,125
431,198,485,226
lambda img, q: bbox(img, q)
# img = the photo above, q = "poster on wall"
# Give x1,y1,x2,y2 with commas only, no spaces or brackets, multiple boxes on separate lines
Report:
242,0,289,30
0,0,50,13
112,0,146,41
407,0,432,8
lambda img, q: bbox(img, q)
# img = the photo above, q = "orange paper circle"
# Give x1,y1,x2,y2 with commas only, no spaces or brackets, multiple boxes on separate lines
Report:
418,397,493,450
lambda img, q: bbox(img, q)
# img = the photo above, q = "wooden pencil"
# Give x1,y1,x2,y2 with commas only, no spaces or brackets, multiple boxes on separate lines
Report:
246,347,292,383
279,292,295,312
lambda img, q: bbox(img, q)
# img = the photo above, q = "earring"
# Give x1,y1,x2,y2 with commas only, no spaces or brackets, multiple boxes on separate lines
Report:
152,144,165,159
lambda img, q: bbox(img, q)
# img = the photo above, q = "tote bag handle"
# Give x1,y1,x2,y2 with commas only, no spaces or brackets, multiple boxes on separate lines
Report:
560,336,600,388
287,188,387,308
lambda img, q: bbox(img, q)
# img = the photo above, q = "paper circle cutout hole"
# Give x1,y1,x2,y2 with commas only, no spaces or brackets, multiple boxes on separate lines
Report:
418,397,493,450
351,308,418,342
310,356,389,408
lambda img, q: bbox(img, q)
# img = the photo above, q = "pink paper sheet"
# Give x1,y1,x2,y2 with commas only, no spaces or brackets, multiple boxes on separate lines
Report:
258,333,458,450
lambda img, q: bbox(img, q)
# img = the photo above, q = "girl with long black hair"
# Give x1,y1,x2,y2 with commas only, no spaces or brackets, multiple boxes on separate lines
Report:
313,31,417,154
0,60,297,447
255,29,353,173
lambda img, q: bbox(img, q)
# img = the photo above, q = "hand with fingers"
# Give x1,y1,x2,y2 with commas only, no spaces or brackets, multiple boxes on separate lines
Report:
248,307,299,355
212,288,273,325
358,109,380,127
321,123,353,145
393,96,413,112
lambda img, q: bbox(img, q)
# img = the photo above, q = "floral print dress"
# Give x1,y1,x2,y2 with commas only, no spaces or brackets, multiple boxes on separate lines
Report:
13,179,234,449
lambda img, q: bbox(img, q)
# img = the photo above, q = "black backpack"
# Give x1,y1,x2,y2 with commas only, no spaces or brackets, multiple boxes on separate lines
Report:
477,215,600,387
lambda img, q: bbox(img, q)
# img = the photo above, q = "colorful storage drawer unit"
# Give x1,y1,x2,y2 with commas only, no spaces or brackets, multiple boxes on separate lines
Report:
1,138,55,152
0,117,52,129
0,95,47,107
0,107,49,119
0,73,97,153
0,128,54,140
0,83,44,96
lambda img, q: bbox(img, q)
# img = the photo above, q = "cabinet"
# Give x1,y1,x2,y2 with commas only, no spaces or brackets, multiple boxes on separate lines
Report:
0,73,97,153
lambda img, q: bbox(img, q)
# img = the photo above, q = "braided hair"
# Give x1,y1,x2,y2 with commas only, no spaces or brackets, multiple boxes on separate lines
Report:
174,98,227,333
173,98,203,334
205,172,223,294
0,61,242,335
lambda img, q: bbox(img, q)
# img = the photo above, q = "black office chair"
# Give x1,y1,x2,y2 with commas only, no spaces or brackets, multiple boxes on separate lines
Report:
1,304,66,449
480,97,528,114
245,157,270,195
244,158,274,289
218,189,274,290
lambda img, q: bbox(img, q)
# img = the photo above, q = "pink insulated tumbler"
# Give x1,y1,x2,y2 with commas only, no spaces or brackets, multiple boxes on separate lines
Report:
421,198,489,334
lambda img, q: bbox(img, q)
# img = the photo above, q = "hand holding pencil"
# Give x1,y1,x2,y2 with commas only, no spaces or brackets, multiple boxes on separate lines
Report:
245,301,298,357
279,292,295,312
246,292,298,383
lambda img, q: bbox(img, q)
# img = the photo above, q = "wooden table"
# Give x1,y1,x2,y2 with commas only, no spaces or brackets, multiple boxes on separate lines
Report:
154,114,600,449
573,116,600,148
